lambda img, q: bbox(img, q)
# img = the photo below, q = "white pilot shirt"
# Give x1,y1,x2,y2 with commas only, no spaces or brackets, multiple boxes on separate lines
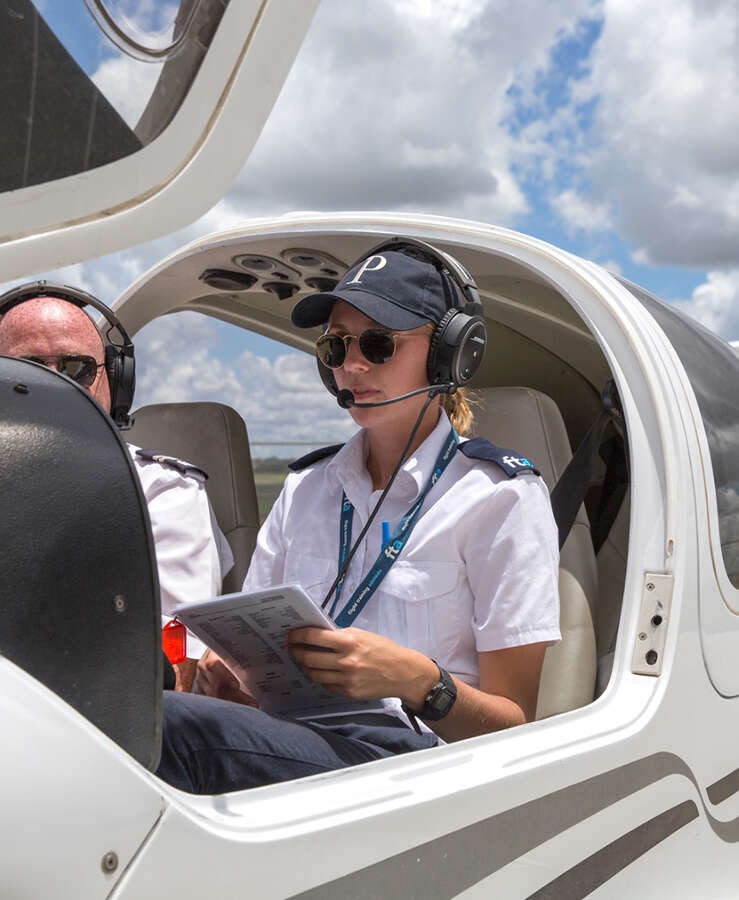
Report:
243,410,560,693
129,445,234,659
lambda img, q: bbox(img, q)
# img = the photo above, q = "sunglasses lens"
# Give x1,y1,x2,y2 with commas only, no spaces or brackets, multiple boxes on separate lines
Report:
59,356,98,387
358,330,396,364
316,334,346,369
315,330,398,368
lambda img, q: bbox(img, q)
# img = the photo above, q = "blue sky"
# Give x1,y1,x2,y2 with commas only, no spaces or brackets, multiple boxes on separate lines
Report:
30,0,739,452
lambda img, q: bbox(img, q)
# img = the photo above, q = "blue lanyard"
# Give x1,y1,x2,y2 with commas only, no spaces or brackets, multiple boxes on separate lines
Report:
331,427,459,625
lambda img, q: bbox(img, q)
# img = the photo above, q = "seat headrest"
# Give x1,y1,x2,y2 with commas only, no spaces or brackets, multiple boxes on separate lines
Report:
127,401,261,591
472,386,574,490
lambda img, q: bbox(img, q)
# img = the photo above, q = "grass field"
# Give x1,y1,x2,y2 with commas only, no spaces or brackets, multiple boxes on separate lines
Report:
252,457,291,522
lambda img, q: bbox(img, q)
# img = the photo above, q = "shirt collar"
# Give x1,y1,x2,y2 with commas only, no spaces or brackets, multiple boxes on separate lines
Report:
330,409,453,504
400,408,453,497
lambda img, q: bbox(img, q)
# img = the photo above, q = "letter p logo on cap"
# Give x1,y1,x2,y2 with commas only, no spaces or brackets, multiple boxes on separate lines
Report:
347,254,387,285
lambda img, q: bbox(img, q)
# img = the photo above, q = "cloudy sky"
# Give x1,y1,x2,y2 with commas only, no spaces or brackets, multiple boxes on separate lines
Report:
34,0,739,453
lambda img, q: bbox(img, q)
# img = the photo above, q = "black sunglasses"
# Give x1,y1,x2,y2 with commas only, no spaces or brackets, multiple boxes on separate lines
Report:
22,354,103,388
316,328,430,369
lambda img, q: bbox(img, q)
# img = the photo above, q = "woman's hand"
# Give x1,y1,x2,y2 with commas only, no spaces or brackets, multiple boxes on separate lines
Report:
287,626,437,704
192,648,259,707
289,627,549,743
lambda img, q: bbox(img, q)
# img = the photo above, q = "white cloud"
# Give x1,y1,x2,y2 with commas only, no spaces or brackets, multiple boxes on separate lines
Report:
553,188,613,234
573,0,739,266
110,0,180,39
673,269,739,341
91,55,162,129
88,1,184,129
600,258,622,275
225,0,595,225
131,312,357,456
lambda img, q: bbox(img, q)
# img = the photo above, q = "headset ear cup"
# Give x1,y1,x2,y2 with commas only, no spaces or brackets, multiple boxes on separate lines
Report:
427,310,487,386
427,309,457,385
117,347,136,423
317,356,339,396
105,343,121,402
105,343,136,427
450,315,486,385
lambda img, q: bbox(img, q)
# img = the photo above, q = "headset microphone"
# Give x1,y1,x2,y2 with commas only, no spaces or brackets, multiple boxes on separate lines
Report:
336,390,355,409
336,383,455,409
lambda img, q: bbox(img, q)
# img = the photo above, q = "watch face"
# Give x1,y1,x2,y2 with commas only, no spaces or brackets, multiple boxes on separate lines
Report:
415,665,457,721
432,686,456,715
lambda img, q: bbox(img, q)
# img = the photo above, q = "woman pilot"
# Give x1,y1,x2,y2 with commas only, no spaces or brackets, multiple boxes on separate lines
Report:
156,241,560,794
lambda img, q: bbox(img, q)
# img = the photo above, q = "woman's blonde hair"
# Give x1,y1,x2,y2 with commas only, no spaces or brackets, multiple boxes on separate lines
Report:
441,387,475,436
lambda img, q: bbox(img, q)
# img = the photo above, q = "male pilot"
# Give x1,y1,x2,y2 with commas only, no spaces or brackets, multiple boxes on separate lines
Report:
0,288,233,690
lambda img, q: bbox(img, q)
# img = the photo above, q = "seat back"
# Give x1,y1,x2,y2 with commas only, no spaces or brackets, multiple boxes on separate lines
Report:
127,402,260,592
471,386,598,718
0,357,161,768
594,489,630,696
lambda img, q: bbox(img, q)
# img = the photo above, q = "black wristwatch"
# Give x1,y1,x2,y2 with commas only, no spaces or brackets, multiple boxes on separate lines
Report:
402,660,457,724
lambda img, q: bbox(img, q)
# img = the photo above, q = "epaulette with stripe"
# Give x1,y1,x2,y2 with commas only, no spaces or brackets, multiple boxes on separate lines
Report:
135,448,208,480
458,437,540,477
288,443,344,472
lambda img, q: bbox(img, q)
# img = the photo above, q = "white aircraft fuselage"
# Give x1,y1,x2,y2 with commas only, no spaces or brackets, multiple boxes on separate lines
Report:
1,3,738,897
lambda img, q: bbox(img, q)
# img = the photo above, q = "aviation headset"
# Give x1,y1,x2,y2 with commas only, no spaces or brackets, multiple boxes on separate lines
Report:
316,237,487,397
0,280,136,428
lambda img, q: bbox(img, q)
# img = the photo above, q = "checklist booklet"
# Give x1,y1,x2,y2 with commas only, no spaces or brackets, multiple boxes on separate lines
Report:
174,584,385,719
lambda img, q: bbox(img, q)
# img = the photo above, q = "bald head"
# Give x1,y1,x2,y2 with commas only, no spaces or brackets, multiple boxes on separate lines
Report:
0,296,111,412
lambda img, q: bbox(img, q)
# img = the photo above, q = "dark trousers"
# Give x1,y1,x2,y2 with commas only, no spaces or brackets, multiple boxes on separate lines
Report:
156,691,439,794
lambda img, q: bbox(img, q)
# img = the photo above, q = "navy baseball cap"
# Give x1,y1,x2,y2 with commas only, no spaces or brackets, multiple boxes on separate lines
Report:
291,249,455,331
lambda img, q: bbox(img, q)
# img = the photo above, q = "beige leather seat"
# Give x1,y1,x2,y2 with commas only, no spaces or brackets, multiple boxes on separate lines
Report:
594,490,629,696
127,402,260,593
471,387,598,718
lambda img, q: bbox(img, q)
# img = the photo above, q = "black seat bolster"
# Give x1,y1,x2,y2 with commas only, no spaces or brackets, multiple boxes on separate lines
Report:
0,356,162,769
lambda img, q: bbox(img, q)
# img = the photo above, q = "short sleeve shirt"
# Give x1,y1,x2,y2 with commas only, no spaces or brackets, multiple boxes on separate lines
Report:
243,412,560,688
129,444,234,658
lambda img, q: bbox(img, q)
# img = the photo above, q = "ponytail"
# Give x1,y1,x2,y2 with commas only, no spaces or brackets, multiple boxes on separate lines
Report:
441,387,474,436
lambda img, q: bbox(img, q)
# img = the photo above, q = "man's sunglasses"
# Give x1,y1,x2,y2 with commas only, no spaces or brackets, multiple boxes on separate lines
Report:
22,354,103,388
315,328,428,369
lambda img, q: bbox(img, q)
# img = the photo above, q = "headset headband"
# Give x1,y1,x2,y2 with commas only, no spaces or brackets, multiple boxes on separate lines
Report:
359,236,482,313
0,280,132,345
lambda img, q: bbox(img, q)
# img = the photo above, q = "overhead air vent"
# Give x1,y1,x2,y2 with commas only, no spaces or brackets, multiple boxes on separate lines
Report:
233,255,300,281
199,269,258,291
234,255,278,272
305,276,339,292
263,282,299,301
282,249,347,282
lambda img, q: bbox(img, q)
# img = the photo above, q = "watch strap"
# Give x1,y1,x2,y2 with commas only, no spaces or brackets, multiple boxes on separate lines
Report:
401,659,457,728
